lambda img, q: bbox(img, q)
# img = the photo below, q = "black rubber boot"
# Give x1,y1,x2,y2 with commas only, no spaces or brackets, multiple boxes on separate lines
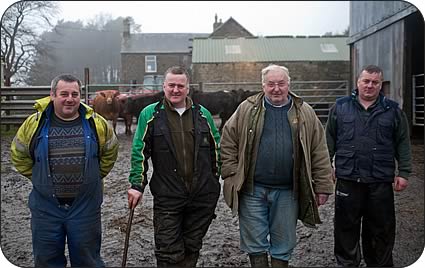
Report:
182,251,199,267
156,260,171,267
271,257,288,268
249,253,269,267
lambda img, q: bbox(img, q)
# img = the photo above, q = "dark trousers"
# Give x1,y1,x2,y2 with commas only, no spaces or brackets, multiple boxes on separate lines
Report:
334,179,395,267
153,193,218,265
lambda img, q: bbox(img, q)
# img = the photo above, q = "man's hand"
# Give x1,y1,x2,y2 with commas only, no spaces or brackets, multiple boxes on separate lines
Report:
394,176,408,192
316,193,330,207
127,188,143,209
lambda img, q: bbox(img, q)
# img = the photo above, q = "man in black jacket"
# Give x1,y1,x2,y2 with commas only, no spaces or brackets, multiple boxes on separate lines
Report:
326,65,412,267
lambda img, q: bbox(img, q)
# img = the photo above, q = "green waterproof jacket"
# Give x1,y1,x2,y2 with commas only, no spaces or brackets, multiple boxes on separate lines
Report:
221,91,334,227
11,96,119,180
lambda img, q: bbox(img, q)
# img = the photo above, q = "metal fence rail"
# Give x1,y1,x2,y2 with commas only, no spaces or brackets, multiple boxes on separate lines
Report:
413,74,424,126
1,81,348,126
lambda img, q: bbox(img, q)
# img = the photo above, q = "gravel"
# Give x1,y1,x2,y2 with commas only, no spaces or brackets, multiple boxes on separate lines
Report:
1,122,423,267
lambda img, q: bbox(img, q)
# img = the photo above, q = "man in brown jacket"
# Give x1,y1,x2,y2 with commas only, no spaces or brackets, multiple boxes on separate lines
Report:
220,64,334,267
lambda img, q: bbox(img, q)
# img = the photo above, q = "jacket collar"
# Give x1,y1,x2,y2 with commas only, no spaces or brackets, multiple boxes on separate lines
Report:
351,88,389,109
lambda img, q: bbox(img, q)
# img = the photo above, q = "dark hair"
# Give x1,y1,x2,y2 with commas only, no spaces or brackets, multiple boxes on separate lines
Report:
360,65,384,78
164,66,190,84
50,74,82,95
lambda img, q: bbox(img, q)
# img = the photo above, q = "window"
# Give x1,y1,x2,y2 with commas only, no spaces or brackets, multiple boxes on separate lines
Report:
225,45,241,54
320,43,338,53
145,55,157,73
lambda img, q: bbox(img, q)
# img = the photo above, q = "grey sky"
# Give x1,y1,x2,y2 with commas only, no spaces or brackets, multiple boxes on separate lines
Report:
2,1,424,36
55,1,349,36
0,1,351,36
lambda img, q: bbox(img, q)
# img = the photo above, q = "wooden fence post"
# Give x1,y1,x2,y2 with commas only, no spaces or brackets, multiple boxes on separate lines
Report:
84,68,90,104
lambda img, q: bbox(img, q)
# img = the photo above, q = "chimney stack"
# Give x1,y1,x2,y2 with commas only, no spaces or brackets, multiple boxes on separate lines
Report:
123,17,131,39
213,14,223,31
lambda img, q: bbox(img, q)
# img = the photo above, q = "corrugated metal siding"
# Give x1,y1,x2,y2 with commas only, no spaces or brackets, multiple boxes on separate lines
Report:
350,1,414,35
351,20,405,106
192,37,349,63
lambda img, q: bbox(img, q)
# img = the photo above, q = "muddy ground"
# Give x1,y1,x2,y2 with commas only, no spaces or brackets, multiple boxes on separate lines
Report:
1,122,424,267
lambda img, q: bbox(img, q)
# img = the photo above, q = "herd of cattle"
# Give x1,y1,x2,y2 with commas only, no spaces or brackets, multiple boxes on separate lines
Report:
91,88,258,135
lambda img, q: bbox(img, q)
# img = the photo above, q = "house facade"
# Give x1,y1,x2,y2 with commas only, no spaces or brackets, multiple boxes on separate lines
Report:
120,15,251,89
120,17,207,88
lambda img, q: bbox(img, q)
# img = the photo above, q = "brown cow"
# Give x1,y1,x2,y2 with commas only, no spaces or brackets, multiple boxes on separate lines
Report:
93,90,121,134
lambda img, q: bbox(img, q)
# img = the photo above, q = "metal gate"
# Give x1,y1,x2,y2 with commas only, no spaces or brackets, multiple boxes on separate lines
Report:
413,74,424,126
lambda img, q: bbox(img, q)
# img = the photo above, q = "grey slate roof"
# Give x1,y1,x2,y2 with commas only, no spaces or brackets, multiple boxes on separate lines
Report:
192,36,349,63
121,33,209,53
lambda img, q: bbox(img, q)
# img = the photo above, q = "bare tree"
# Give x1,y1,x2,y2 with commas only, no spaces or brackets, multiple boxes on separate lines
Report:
1,1,58,86
26,15,142,85
323,26,349,37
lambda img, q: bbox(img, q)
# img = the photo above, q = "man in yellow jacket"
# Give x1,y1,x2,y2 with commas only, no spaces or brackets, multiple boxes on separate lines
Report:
11,74,118,268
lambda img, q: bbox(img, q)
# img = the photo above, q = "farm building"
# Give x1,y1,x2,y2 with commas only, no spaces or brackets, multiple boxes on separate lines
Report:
190,35,350,91
209,15,254,38
347,1,424,138
120,14,350,92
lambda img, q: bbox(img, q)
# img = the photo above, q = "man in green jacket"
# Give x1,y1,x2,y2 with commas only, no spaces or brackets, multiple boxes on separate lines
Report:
221,64,334,268
11,74,118,267
127,66,221,267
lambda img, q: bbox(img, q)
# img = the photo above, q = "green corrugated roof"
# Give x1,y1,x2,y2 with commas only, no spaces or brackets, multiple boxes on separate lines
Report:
192,36,349,63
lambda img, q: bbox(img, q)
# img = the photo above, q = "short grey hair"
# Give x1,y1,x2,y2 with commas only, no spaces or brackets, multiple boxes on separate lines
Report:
261,64,291,85
50,74,82,95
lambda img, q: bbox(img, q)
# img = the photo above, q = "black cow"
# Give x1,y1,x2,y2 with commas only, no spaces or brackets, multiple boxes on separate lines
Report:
191,89,258,131
123,89,257,134
122,91,165,134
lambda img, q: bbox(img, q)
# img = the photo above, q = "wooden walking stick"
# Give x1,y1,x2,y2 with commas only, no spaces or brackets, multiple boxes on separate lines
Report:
122,207,135,267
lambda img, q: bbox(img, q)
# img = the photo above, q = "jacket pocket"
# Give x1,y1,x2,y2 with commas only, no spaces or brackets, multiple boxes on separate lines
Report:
376,119,394,144
341,116,355,140
372,153,395,178
335,150,355,176
152,131,169,152
199,124,211,148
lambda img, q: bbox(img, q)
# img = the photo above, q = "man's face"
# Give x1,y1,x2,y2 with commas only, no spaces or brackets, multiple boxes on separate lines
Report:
357,70,383,102
50,80,81,120
262,69,289,106
163,73,189,108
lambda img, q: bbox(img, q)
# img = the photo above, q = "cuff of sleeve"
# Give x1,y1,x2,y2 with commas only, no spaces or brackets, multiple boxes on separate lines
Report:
398,171,409,179
131,184,145,193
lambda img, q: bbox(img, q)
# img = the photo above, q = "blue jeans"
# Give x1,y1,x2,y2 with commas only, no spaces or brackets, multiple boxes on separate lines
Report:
239,184,298,261
31,208,104,268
